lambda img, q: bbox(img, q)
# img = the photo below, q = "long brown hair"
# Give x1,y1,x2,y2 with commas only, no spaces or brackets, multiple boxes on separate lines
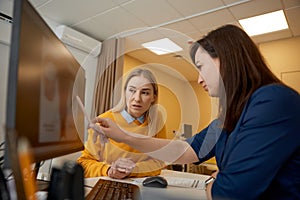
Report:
190,24,282,132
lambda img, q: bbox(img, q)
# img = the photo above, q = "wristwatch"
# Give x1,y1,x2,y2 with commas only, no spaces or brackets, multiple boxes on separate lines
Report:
205,176,215,190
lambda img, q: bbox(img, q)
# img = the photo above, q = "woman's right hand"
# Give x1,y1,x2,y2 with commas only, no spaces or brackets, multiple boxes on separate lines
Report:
89,117,128,143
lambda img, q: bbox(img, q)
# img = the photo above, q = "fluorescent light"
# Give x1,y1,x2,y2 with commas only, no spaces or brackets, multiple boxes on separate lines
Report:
239,10,288,36
142,38,183,55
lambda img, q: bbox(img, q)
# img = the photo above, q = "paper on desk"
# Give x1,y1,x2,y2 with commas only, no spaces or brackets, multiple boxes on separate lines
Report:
132,177,205,190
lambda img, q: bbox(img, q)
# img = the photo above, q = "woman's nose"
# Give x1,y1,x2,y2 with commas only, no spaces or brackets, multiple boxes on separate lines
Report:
133,91,141,101
198,74,204,84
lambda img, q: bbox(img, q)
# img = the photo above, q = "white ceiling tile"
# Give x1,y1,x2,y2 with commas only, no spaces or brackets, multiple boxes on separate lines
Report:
74,19,116,41
122,0,183,26
229,0,282,19
159,28,194,43
166,0,224,17
123,28,164,43
112,0,134,5
285,6,300,36
13,0,297,81
198,21,242,36
132,29,164,42
222,0,250,5
29,0,50,8
162,20,199,35
36,0,118,25
90,7,147,36
188,9,236,31
155,28,194,50
185,31,205,41
282,0,300,8
124,29,164,52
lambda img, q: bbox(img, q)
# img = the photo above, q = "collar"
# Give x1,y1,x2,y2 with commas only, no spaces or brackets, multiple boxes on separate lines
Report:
121,109,145,124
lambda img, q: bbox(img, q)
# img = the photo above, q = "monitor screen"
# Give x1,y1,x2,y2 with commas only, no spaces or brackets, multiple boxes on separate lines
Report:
5,0,85,166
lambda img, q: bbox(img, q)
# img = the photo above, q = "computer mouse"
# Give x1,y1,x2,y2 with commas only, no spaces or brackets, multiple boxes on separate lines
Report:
142,176,168,188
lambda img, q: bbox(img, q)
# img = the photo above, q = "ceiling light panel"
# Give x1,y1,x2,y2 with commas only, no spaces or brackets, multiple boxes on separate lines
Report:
142,38,183,55
239,10,289,36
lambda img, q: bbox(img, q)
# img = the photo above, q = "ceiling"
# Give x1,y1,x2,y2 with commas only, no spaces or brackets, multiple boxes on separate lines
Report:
2,0,300,81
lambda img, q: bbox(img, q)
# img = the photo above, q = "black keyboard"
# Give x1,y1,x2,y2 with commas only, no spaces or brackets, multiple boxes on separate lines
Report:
85,178,140,200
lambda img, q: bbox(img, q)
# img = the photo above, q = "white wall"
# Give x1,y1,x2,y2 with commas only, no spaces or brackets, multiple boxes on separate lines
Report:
0,0,13,158
0,40,10,144
0,5,12,143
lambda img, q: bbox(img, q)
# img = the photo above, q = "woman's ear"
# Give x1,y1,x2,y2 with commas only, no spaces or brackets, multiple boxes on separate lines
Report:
152,94,157,103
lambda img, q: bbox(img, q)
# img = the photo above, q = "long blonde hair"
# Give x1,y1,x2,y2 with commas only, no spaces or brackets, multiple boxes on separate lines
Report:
112,68,164,136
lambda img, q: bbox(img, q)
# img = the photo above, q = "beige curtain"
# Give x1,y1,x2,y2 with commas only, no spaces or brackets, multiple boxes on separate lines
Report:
91,38,125,117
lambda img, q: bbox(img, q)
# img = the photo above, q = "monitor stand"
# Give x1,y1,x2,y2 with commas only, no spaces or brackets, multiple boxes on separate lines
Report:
34,162,50,191
36,180,49,191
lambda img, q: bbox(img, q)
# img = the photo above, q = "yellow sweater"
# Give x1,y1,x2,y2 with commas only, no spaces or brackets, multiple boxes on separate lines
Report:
77,110,167,178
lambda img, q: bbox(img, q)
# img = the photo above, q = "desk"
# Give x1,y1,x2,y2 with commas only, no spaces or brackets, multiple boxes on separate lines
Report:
84,169,209,200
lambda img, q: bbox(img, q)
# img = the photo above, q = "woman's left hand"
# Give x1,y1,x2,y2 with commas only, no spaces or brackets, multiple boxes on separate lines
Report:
107,158,136,179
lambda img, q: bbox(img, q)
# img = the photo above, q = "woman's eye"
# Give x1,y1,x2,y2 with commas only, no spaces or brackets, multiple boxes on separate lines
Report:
129,88,136,93
142,91,150,95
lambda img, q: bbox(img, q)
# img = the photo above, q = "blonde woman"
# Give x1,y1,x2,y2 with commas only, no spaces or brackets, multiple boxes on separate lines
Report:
77,68,167,179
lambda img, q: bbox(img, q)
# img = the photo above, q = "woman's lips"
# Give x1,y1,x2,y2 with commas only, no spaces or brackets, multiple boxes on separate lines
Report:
132,104,142,109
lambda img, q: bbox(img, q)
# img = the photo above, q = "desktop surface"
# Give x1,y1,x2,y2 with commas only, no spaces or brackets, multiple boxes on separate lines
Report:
84,169,209,200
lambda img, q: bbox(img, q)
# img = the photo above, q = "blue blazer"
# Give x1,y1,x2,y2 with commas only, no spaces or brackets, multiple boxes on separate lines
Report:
187,84,300,199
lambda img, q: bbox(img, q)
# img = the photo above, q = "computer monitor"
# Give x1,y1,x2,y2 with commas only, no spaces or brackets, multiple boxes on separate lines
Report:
4,0,85,168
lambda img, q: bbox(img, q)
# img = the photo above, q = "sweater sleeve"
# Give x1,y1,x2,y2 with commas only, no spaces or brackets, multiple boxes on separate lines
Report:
155,123,167,139
129,125,168,177
77,148,110,178
77,111,113,178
